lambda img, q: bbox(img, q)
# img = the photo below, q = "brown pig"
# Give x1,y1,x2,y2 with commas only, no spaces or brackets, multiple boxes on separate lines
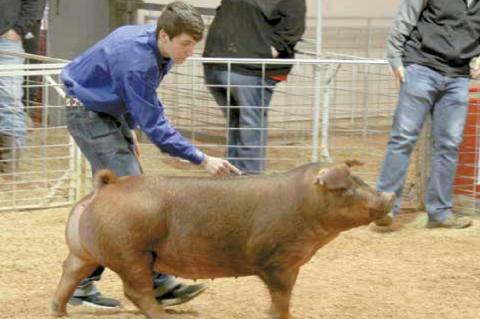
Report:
52,161,394,319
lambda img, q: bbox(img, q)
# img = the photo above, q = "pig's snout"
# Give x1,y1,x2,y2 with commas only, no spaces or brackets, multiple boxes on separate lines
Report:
369,191,395,219
381,192,395,207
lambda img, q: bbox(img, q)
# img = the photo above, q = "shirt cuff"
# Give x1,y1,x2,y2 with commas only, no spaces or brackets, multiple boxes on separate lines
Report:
388,57,403,70
192,149,205,165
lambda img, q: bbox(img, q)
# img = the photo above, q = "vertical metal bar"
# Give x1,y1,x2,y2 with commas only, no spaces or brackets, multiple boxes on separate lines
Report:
312,0,323,162
261,61,266,171
42,68,49,200
190,59,196,143
226,61,232,161
362,64,370,140
366,18,372,58
320,72,331,161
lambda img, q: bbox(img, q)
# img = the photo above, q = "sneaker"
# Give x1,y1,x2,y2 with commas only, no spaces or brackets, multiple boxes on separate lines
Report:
426,215,472,229
69,293,121,309
374,210,394,227
156,283,207,307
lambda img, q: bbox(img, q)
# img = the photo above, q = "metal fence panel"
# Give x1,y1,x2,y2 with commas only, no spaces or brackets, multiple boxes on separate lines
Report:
4,52,476,215
0,51,78,212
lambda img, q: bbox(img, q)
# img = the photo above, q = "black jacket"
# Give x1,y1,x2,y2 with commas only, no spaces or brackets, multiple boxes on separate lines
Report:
0,0,46,38
403,0,480,77
203,0,306,77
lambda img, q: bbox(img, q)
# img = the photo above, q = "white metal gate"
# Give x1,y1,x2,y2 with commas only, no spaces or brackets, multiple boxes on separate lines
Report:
0,50,79,212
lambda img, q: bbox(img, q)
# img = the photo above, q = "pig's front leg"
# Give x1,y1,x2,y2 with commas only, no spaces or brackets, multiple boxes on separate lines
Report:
260,267,299,319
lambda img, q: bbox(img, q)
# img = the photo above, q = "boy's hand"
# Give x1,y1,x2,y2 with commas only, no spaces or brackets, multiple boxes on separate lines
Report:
201,155,242,176
131,130,140,157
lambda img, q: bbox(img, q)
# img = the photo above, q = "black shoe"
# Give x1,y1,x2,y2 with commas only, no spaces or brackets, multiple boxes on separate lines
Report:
69,293,121,309
155,283,207,307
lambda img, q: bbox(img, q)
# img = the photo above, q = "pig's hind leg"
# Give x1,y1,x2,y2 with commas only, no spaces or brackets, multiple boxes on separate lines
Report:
51,253,99,316
260,268,300,319
116,252,173,319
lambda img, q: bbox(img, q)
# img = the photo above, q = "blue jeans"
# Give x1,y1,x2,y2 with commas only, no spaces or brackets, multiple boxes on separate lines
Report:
204,66,277,174
377,64,469,222
66,105,174,297
66,105,140,177
0,38,26,147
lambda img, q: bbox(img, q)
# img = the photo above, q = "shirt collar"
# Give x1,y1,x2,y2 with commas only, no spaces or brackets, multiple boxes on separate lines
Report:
147,27,171,69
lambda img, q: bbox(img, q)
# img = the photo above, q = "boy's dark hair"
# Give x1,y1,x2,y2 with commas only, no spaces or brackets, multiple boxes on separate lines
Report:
156,1,204,42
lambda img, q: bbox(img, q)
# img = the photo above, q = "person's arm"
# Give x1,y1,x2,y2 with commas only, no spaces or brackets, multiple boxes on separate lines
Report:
387,0,427,82
113,68,241,176
269,0,306,58
12,0,47,38
116,69,205,164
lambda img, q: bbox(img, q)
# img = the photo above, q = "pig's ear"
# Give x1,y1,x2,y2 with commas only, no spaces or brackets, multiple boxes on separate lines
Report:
314,164,352,190
345,160,364,168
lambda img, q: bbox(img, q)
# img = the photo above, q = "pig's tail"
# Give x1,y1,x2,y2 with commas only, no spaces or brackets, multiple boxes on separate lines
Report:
94,169,118,189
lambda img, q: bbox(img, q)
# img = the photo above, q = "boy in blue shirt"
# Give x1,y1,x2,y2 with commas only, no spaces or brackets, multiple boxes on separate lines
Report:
61,1,240,309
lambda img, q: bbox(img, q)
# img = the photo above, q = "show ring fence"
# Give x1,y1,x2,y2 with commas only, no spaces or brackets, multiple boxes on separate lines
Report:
1,50,479,215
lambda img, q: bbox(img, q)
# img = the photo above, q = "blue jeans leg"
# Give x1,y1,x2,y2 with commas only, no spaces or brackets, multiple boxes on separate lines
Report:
0,38,26,148
66,105,141,296
204,66,276,174
377,64,435,213
203,69,240,163
426,76,469,222
376,64,438,214
377,64,469,221
67,105,181,297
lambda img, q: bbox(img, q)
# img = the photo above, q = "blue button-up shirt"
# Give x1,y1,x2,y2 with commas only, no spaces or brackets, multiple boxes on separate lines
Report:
61,24,204,165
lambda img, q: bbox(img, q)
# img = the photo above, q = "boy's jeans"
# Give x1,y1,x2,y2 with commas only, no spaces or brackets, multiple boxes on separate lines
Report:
66,105,178,297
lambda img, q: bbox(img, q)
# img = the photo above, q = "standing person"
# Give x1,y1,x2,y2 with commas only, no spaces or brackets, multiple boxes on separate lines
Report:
22,15,45,126
62,1,241,309
374,0,480,229
0,0,46,174
203,0,306,175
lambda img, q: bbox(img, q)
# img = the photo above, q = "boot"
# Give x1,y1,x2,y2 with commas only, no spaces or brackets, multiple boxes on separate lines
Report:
0,134,21,174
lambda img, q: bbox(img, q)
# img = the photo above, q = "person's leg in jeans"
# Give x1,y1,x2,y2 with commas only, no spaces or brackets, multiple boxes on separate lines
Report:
204,66,277,174
66,105,206,307
425,76,469,223
66,106,140,308
204,66,240,166
376,64,439,215
232,74,276,174
0,38,26,174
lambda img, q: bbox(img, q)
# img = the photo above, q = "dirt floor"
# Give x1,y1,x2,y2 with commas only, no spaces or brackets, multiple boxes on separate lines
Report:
1,208,479,319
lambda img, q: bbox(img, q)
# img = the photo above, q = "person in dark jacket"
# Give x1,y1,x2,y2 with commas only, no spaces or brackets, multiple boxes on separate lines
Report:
203,0,306,174
374,0,479,230
0,0,46,174
62,1,240,310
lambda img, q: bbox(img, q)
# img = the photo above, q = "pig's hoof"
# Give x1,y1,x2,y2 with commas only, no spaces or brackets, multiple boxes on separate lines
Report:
51,301,67,317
